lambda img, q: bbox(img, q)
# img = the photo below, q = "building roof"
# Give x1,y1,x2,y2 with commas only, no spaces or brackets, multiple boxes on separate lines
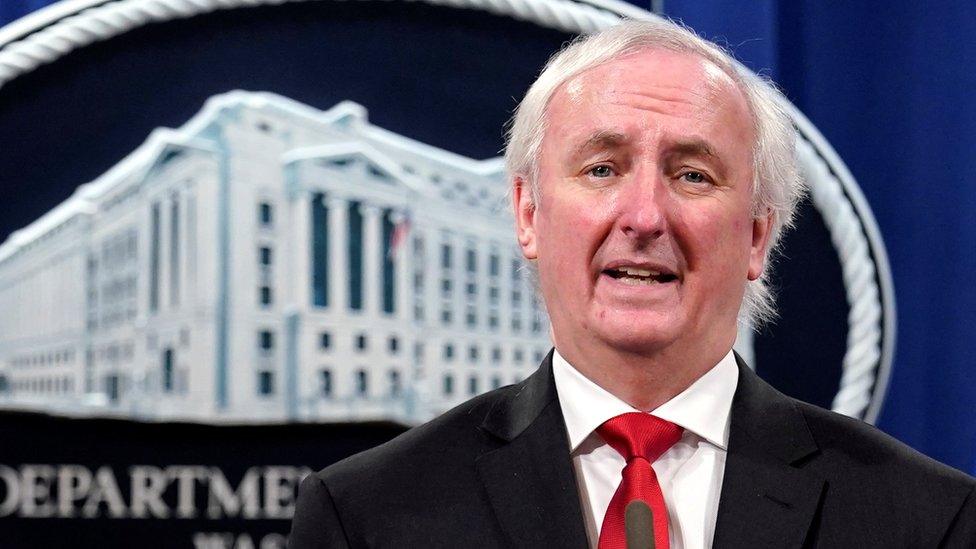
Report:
0,91,509,264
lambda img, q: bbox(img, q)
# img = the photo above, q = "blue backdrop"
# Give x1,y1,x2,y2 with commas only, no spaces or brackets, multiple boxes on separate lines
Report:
2,0,973,475
662,0,976,475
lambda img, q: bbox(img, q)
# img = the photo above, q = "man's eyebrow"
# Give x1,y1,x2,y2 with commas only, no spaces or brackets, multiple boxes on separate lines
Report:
573,130,629,156
666,138,730,179
668,139,719,159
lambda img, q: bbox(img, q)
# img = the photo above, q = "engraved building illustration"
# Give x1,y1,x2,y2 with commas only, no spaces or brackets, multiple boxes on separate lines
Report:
0,91,552,423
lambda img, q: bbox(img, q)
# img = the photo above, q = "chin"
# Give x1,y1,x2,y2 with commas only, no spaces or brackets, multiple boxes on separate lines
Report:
588,314,682,355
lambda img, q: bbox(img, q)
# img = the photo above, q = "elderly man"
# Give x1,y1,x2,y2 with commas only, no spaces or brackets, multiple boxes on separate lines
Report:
289,19,976,549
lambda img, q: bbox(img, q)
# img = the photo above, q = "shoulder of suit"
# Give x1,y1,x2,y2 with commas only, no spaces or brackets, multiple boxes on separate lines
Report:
312,380,523,489
789,396,975,489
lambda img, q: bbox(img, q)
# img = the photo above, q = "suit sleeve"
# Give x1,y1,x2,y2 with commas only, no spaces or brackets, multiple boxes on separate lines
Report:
288,473,352,549
940,484,976,549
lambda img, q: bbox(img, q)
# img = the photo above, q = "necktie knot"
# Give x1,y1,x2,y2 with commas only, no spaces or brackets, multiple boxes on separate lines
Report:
596,413,683,549
597,412,683,463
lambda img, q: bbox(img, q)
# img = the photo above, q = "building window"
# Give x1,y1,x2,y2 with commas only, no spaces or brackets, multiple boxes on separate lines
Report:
259,246,273,266
259,286,273,307
514,348,524,364
259,202,273,227
320,332,331,350
149,202,161,313
512,317,522,332
389,370,401,397
468,345,479,362
534,350,545,364
441,278,452,295
170,195,180,306
491,347,502,363
466,309,477,327
259,330,274,352
491,376,502,390
414,343,425,361
388,336,399,354
162,348,174,393
466,282,477,296
468,375,479,395
441,308,452,325
258,371,274,396
489,314,499,329
489,254,500,277
311,193,329,308
382,209,396,314
320,369,332,397
355,334,368,351
355,369,368,396
106,374,120,403
466,248,477,273
443,344,454,361
348,201,364,311
443,374,454,396
441,243,452,269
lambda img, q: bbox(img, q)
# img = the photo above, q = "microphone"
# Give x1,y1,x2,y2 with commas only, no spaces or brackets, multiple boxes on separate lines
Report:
624,499,655,549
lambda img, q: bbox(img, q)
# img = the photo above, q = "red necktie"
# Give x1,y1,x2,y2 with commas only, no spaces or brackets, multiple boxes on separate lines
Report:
597,412,683,549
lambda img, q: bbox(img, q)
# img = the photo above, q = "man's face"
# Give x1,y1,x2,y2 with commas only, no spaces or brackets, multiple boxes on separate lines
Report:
514,49,771,358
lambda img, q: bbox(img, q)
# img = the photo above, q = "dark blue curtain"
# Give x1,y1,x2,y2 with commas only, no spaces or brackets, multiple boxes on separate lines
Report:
664,0,976,475
2,0,974,474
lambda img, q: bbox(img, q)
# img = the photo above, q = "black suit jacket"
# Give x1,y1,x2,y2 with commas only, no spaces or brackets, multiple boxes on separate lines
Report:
289,353,976,548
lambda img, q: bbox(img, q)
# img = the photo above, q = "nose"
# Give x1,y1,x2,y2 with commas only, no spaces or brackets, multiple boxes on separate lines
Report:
616,171,666,242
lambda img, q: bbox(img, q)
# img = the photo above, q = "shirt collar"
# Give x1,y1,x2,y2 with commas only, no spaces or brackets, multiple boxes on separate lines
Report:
552,348,738,452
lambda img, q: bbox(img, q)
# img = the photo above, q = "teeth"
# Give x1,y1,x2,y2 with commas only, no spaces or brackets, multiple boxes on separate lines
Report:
620,267,659,277
618,276,659,286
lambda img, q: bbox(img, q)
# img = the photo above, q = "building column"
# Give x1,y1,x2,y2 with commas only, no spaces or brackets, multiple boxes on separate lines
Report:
327,196,348,311
500,247,514,337
361,204,383,315
424,224,438,324
479,239,493,330
453,232,465,329
287,190,312,307
183,191,196,307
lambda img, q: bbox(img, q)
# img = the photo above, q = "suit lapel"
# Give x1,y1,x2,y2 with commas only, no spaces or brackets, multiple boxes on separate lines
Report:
712,356,825,549
476,352,589,548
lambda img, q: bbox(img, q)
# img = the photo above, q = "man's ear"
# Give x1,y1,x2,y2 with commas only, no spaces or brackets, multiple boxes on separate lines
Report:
747,210,774,281
512,175,538,260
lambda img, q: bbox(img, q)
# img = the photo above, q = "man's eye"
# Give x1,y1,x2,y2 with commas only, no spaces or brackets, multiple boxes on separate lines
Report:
588,165,614,178
681,171,709,184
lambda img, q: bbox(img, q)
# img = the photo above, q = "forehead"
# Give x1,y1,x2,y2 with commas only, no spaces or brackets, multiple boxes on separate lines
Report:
543,48,754,157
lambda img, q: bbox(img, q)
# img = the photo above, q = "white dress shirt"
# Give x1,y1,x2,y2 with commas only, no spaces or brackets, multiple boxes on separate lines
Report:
551,349,739,549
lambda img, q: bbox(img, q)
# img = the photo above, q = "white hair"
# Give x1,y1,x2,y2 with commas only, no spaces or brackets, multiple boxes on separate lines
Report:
504,19,805,327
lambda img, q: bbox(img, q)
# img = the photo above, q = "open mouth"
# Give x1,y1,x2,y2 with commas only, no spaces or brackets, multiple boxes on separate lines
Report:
603,267,678,286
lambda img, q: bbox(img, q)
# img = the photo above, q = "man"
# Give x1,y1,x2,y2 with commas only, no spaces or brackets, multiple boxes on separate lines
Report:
289,19,976,548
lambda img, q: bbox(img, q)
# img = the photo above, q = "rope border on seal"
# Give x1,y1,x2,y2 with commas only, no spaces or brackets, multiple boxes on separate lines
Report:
0,0,895,423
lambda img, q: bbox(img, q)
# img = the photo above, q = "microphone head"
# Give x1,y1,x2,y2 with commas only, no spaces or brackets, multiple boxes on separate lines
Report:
624,499,655,549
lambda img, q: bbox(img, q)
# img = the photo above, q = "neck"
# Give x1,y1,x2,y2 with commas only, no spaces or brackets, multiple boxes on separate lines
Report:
553,332,734,411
